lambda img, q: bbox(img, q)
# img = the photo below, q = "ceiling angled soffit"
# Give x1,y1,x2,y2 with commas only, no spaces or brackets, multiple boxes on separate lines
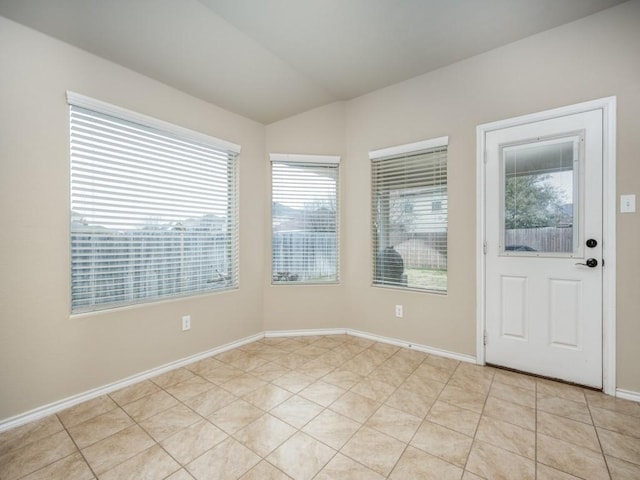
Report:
0,0,334,123
0,0,629,123
198,0,628,101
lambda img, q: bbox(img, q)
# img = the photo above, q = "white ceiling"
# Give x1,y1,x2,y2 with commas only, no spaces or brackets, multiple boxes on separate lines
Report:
0,0,626,123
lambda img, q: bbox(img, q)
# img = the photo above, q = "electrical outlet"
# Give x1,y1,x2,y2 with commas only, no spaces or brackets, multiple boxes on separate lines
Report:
620,194,636,213
395,305,403,318
182,315,191,331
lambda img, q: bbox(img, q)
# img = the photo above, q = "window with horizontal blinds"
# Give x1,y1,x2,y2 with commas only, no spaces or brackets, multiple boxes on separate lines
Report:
69,94,239,313
271,154,339,284
371,139,448,292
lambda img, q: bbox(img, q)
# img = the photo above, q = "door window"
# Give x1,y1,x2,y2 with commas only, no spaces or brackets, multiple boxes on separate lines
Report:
500,135,581,256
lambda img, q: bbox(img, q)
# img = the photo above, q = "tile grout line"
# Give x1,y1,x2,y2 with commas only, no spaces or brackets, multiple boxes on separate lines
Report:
290,337,384,478
161,356,290,478
132,384,196,479
245,335,367,479
364,349,434,478
274,338,348,479
460,364,495,478
536,382,615,479
308,341,407,479
104,388,179,479
586,391,614,480
396,358,452,477
108,374,226,478
7,336,639,480
55,414,100,480
311,340,425,478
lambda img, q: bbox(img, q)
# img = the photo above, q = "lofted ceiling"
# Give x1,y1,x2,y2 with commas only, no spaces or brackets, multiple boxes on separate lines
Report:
0,0,627,123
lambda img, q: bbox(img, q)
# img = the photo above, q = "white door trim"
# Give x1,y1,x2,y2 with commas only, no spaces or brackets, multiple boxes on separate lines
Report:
476,97,617,395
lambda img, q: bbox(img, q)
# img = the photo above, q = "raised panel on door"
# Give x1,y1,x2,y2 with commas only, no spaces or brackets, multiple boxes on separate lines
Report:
500,275,528,341
548,278,583,350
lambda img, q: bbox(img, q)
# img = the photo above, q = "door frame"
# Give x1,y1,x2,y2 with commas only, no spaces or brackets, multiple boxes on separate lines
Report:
476,97,617,395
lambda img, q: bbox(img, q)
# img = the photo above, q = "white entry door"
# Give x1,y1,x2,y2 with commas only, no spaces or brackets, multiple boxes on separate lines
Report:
484,109,603,388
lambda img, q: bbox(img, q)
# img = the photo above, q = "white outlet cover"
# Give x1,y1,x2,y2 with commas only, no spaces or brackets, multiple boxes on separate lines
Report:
620,194,636,213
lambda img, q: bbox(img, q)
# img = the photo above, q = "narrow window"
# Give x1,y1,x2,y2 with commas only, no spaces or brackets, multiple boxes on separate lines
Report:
271,154,340,284
370,137,448,292
69,92,240,313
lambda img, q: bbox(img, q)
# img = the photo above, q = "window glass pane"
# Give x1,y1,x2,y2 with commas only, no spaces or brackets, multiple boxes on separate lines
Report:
271,161,339,284
502,137,578,255
70,104,238,313
371,146,447,292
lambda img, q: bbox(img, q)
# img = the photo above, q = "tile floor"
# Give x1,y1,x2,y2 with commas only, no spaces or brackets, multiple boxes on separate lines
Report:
1,334,639,479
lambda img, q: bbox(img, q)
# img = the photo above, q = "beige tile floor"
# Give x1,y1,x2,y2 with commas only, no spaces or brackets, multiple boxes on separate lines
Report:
1,334,639,479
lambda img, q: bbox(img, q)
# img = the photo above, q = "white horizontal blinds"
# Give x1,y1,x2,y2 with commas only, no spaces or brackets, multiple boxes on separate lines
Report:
70,103,238,313
271,158,339,284
371,144,448,292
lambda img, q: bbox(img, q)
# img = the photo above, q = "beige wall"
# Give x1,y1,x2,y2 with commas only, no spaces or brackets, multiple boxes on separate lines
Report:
0,17,266,420
612,4,640,393
2,1,639,423
265,1,640,391
342,0,640,391
264,102,347,331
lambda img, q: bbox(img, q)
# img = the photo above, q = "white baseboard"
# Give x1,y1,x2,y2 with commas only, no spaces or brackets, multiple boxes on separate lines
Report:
0,332,264,433
264,328,347,338
616,388,640,403
265,327,476,364
12,326,615,433
264,327,476,364
346,329,477,364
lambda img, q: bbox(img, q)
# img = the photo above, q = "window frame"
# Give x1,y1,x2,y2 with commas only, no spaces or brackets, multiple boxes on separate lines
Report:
369,136,448,293
68,92,241,314
270,153,340,285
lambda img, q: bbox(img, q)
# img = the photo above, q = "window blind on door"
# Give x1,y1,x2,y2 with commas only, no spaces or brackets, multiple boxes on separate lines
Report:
370,138,448,292
271,154,340,284
68,93,240,313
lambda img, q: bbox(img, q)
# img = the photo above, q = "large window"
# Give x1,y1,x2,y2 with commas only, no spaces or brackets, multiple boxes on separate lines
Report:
69,92,240,313
370,137,448,292
271,154,340,284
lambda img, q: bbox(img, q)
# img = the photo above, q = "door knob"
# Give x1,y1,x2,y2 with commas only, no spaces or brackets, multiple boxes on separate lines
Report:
575,258,598,268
